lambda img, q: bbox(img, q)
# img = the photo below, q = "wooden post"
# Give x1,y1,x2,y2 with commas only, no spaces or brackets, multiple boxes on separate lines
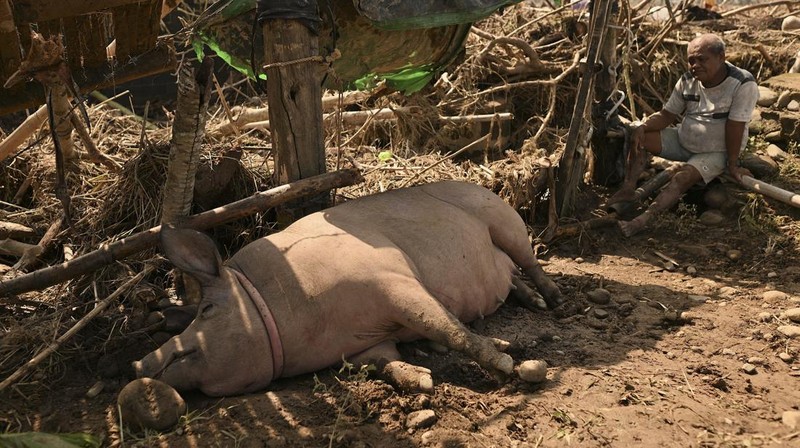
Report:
590,3,622,187
261,3,327,220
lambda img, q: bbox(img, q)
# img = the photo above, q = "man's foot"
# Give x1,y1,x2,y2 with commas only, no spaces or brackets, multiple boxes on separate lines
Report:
605,188,636,207
618,217,647,237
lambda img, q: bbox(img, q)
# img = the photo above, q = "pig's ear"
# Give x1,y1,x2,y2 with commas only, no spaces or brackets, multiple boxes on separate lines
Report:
160,225,224,285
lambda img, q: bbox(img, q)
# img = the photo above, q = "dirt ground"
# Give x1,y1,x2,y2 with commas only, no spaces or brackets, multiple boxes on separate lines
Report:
2,3,800,448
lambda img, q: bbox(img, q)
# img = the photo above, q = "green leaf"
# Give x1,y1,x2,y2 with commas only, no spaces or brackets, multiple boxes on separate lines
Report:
0,432,101,448
378,151,393,162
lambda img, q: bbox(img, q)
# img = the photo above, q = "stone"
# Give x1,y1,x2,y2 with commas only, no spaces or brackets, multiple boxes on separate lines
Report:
586,288,612,305
719,286,738,297
757,86,778,107
518,360,549,383
766,144,789,161
777,325,800,338
782,410,800,430
726,250,742,261
686,266,697,275
722,348,736,356
406,410,437,430
767,271,778,279
782,308,800,323
594,308,610,319
742,363,757,375
117,378,186,432
788,100,800,112
762,290,788,301
688,294,710,303
778,352,794,363
699,210,726,227
574,257,584,264
757,312,772,322
792,50,800,74
740,153,779,179
677,244,713,258
747,357,765,365
776,91,794,109
782,15,800,31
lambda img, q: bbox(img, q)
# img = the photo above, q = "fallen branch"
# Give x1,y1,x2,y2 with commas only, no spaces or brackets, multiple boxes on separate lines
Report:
0,239,41,258
0,265,154,393
0,222,36,240
0,168,364,298
721,0,798,18
0,105,48,163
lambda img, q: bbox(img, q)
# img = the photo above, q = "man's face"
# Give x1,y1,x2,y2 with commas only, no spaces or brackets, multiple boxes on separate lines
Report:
687,42,725,85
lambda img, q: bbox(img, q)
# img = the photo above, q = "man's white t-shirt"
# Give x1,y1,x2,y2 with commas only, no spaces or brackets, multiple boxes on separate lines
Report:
663,62,759,154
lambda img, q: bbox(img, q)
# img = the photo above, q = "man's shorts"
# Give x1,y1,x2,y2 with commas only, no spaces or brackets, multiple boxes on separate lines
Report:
658,127,727,184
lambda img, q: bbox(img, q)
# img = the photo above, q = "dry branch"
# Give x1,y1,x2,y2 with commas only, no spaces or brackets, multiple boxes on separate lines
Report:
0,222,36,240
0,168,364,299
0,105,48,163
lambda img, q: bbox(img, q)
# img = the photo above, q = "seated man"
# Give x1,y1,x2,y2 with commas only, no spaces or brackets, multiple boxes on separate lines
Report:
607,33,759,237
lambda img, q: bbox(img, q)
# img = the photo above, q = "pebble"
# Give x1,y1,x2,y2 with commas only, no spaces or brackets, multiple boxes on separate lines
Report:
782,308,800,323
690,346,704,354
406,410,437,430
762,290,788,301
782,15,800,31
688,294,710,303
594,308,609,319
767,271,778,279
551,335,562,342
778,352,794,363
747,357,765,365
789,100,800,112
586,288,612,305
719,286,737,298
518,360,549,383
117,378,186,432
782,410,800,430
777,325,800,338
742,363,758,375
699,210,726,227
722,348,736,356
420,431,436,445
776,92,793,110
574,257,584,264
726,250,742,261
757,312,773,322
757,86,778,107
663,261,678,272
86,380,105,399
686,266,697,275
678,244,713,258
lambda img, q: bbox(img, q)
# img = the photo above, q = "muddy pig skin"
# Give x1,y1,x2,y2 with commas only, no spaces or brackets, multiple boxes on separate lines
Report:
134,181,562,396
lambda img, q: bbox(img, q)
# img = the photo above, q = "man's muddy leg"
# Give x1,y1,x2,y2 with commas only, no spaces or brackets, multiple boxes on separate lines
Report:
607,129,663,206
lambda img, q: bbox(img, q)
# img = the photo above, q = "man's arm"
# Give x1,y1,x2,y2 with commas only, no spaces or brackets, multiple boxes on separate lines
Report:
725,119,750,182
631,109,678,150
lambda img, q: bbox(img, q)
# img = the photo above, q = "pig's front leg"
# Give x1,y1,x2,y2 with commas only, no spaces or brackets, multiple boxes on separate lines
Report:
349,341,434,393
389,280,515,377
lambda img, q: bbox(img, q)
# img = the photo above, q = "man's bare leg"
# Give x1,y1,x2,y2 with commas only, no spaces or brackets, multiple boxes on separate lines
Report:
619,165,704,237
606,130,663,206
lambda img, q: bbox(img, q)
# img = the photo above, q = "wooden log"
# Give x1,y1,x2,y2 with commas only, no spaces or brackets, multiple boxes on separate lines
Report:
0,238,40,258
0,168,364,299
0,104,48,163
0,221,36,240
263,14,327,218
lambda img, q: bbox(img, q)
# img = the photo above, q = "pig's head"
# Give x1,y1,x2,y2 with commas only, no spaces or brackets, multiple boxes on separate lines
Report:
133,227,274,396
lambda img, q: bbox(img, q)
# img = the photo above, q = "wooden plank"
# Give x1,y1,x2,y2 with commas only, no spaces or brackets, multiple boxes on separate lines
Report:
12,0,149,23
0,40,175,115
62,13,112,69
111,0,161,61
0,0,21,80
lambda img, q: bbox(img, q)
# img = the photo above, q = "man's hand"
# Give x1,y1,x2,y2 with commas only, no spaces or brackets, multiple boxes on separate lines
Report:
727,164,752,184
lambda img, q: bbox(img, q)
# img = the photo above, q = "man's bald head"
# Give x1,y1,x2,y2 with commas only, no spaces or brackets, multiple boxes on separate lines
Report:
689,34,725,57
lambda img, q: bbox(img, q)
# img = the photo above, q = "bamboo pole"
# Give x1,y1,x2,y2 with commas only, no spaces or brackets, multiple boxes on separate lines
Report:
739,175,800,208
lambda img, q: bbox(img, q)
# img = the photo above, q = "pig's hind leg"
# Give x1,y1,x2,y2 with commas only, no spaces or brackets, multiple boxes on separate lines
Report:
389,281,515,377
349,341,434,394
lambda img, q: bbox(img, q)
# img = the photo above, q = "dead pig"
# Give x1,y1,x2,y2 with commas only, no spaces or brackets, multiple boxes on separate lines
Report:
134,181,563,396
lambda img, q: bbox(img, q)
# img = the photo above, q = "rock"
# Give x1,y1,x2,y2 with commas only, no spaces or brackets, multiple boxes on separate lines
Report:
757,86,779,107
765,130,782,142
86,380,105,399
719,286,738,297
747,357,765,365
699,209,726,226
518,360,549,383
722,348,736,356
763,290,788,301
757,312,772,322
726,250,742,261
776,91,794,109
688,295,710,303
686,266,697,275
742,363,757,375
782,410,800,430
594,308,610,319
777,325,800,338
782,308,800,323
677,244,713,258
574,257,584,264
740,153,779,179
782,15,800,31
767,271,778,279
788,100,800,112
792,50,800,74
117,378,186,432
765,144,789,161
406,410,437,430
778,352,794,363
586,288,612,305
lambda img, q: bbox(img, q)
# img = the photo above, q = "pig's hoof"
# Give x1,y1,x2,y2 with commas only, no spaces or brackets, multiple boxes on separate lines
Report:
118,378,186,432
495,353,514,375
383,361,434,394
